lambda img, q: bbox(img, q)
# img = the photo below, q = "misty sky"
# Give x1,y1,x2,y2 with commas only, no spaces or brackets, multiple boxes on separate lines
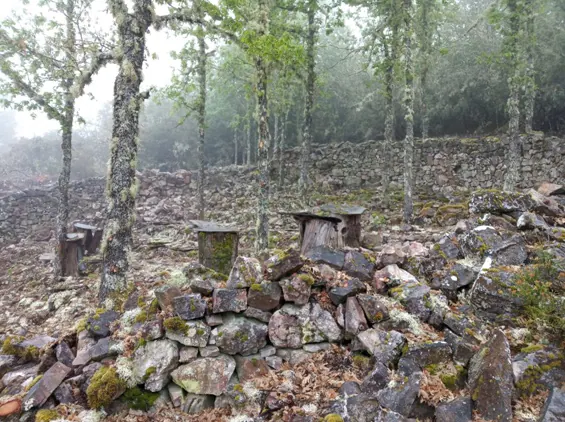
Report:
0,0,186,138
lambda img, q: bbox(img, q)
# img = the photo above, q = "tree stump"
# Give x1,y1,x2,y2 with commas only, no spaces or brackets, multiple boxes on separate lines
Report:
73,222,103,255
283,204,366,254
188,220,239,276
64,233,85,277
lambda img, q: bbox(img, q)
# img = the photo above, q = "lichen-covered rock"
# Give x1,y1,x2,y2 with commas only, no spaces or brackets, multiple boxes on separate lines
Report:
440,263,478,300
303,246,345,269
174,294,207,320
227,256,263,288
344,297,368,339
376,372,422,417
181,393,215,414
353,329,406,367
361,362,390,394
540,387,565,422
435,397,472,422
268,303,342,348
526,189,565,217
398,342,452,374
86,309,119,338
234,354,270,382
0,355,18,378
458,225,502,258
133,339,179,392
155,285,183,310
179,346,198,363
276,348,312,365
212,315,268,355
280,275,312,305
164,319,210,347
512,345,565,396
264,249,304,281
376,245,406,269
374,264,418,288
538,182,565,197
469,268,523,322
357,294,390,324
468,329,513,422
247,281,282,311
469,189,533,215
343,251,375,281
55,342,74,367
329,278,367,305
243,307,272,323
212,289,247,313
171,355,236,396
435,236,463,260
517,211,549,231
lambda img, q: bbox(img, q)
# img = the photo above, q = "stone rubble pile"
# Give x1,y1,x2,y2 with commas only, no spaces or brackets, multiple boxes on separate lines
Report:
0,185,564,421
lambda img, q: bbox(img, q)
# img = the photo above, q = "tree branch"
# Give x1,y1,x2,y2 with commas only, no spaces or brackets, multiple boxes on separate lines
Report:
0,58,63,122
153,11,200,30
72,51,114,99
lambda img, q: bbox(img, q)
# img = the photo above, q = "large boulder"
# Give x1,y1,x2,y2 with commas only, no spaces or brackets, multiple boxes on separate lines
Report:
469,189,533,215
133,339,179,392
171,355,236,396
468,329,513,422
212,315,268,355
469,268,523,322
227,256,263,289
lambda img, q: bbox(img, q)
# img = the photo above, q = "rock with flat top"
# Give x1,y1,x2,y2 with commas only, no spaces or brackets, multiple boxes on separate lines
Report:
23,362,71,409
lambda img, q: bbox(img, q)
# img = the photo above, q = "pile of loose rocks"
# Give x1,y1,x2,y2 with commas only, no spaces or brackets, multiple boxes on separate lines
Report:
1,185,565,422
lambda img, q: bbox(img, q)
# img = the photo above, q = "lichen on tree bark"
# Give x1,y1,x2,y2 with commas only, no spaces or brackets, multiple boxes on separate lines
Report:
402,0,415,224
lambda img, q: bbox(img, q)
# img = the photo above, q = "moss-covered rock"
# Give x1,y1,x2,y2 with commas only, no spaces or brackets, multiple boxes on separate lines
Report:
86,366,127,409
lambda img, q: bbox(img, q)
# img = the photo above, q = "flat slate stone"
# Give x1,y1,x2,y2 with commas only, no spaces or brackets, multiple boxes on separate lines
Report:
303,246,345,270
23,362,71,409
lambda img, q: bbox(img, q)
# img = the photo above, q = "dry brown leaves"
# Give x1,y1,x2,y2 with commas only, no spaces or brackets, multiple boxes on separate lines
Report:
513,390,550,422
419,370,455,406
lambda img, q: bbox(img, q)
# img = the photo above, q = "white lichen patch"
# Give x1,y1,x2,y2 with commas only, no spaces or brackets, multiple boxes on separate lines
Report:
116,356,142,388
389,308,423,335
168,269,189,288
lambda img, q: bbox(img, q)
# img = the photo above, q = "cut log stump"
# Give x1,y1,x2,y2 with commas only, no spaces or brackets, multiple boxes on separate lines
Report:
188,220,239,276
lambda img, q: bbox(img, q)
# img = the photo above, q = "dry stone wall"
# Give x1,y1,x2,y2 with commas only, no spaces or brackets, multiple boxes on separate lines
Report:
1,133,563,245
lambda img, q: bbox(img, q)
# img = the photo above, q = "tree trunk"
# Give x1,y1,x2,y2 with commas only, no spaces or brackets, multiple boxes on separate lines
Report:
278,111,288,189
504,0,521,191
402,0,415,224
100,0,152,306
523,0,535,134
234,129,238,165
298,2,316,198
54,0,76,280
382,40,395,202
196,19,207,219
246,107,252,166
254,0,270,255
273,113,279,163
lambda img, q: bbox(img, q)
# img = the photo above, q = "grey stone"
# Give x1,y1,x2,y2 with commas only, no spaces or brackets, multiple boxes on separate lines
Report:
440,263,478,300
87,310,119,338
264,249,305,281
179,346,199,363
260,345,277,358
266,355,282,370
0,355,18,378
23,362,71,409
303,342,331,352
398,342,452,375
276,348,312,365
89,337,121,361
247,281,282,311
345,297,368,339
234,354,270,382
199,346,220,358
280,275,312,305
174,294,207,320
435,397,473,422
189,278,215,296
469,190,533,215
304,246,345,269
361,362,390,395
213,315,268,355
181,393,215,414
376,245,406,269
212,288,247,313
377,372,422,416
343,250,375,281
55,342,74,367
540,388,565,422
160,279,186,299
227,256,263,288
329,277,367,305
468,329,513,422
469,269,523,322
437,236,463,259
167,383,184,407
141,319,164,340
133,339,179,392
171,355,236,396
165,320,210,347
354,329,406,367
205,313,224,326
243,307,272,323
357,294,390,324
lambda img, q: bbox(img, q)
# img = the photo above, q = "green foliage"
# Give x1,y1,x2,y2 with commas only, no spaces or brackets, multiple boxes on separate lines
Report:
35,409,60,422
511,250,565,340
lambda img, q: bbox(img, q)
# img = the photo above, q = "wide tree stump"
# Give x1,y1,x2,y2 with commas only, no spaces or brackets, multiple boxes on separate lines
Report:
73,222,103,255
283,204,366,254
188,220,239,275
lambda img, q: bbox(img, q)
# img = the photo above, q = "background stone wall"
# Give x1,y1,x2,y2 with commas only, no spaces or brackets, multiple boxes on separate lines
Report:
1,133,563,245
